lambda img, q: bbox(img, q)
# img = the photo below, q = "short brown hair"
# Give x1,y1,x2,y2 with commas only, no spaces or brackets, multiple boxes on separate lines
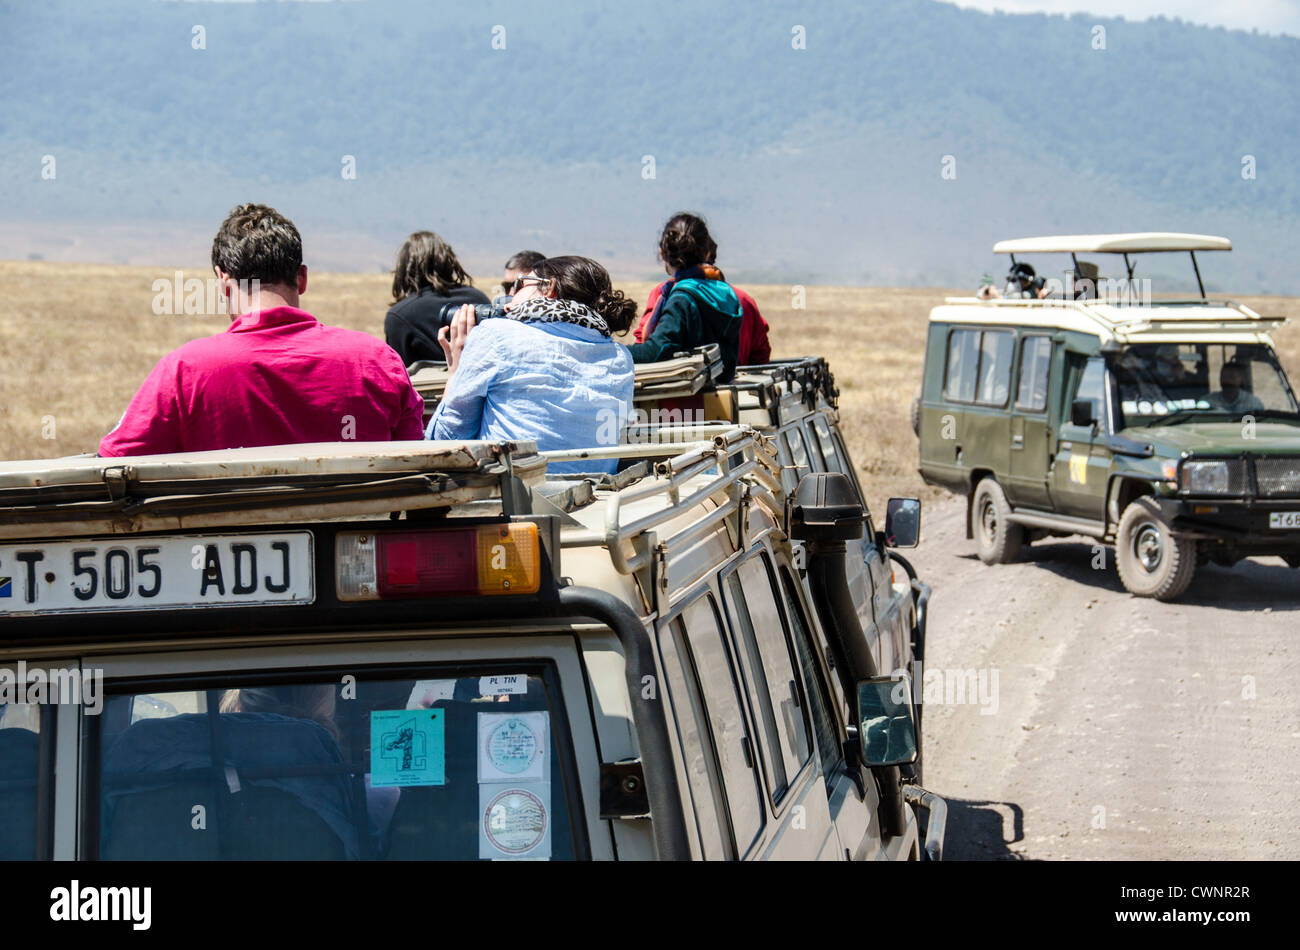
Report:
210,203,303,287
391,231,472,301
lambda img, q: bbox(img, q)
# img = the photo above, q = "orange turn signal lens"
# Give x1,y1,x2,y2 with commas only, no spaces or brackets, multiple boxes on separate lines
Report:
475,523,541,595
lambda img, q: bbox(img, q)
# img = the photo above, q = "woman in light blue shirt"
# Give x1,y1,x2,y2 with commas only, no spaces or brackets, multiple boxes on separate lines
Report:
427,256,636,475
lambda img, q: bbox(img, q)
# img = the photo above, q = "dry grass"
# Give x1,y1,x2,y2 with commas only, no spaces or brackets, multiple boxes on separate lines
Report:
2,261,1298,507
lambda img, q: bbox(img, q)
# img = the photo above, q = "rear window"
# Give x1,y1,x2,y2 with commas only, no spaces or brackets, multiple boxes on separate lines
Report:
0,700,52,860
86,667,584,861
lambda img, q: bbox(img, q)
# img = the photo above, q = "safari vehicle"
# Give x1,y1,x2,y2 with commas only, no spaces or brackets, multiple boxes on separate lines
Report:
0,431,944,861
917,232,1300,600
414,349,931,771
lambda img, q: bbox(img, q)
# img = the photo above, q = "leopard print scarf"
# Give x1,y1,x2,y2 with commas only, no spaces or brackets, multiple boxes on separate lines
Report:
507,296,611,337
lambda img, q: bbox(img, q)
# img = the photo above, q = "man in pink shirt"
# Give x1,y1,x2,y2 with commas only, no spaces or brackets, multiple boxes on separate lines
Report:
100,204,425,457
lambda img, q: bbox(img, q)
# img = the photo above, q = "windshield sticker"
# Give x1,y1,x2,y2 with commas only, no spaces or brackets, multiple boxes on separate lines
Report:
480,784,551,859
479,674,527,696
479,711,548,782
370,709,446,787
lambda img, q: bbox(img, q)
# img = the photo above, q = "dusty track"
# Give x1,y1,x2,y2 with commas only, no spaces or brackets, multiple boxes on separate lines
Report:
908,497,1300,859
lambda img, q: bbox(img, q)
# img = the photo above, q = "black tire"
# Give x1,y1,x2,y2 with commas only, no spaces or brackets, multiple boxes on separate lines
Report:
910,386,921,437
1115,497,1197,600
971,478,1023,565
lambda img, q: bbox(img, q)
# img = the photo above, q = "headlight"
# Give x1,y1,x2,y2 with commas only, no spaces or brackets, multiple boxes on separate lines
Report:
1179,460,1242,494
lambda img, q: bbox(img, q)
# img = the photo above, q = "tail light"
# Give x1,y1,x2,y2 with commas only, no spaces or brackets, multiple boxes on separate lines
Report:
336,523,540,601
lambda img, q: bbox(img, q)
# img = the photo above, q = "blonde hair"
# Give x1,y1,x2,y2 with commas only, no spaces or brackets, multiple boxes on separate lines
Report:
219,685,339,741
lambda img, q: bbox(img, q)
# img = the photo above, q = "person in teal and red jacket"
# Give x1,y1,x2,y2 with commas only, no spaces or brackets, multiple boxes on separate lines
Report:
627,212,770,381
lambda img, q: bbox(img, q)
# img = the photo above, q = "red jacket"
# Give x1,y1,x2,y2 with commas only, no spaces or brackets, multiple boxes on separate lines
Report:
634,281,772,365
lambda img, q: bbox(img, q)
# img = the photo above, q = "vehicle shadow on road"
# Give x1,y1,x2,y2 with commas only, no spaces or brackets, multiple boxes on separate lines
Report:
939,797,1028,860
963,541,1300,611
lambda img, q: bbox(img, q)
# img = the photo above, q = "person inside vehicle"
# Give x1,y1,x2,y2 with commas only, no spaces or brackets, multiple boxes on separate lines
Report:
427,255,636,475
1208,361,1265,412
99,204,425,457
627,213,753,380
493,250,546,305
976,261,1049,300
384,231,491,366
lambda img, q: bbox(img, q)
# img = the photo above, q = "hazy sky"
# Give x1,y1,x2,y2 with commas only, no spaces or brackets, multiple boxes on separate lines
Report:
938,0,1300,37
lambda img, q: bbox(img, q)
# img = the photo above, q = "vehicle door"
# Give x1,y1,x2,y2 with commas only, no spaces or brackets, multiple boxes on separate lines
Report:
945,327,1015,490
1051,354,1113,521
774,561,886,860
718,551,837,859
1005,333,1055,509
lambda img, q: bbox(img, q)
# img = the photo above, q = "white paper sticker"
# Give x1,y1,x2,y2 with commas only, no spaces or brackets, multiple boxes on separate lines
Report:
479,674,527,696
478,711,548,783
479,784,551,859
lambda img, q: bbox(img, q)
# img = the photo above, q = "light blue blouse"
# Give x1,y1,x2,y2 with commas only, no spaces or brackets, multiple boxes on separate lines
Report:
427,318,634,475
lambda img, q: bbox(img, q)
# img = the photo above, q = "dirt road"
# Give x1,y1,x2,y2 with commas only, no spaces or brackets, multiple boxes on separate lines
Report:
907,497,1300,859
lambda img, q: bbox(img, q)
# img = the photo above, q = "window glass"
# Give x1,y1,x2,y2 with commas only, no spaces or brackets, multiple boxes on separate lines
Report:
660,619,727,859
945,329,980,402
679,596,764,853
1113,343,1298,423
779,571,841,784
1074,357,1106,424
812,417,843,475
0,700,48,861
785,426,811,488
976,331,1015,406
725,558,812,801
1015,336,1052,412
91,669,580,861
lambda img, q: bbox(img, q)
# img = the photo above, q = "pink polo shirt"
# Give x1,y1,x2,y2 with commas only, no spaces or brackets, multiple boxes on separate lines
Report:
99,306,426,457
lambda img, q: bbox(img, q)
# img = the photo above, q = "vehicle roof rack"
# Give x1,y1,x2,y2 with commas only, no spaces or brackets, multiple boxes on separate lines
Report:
0,441,545,540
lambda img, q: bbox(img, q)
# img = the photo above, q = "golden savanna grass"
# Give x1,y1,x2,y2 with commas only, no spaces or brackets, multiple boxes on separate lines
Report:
2,261,1299,507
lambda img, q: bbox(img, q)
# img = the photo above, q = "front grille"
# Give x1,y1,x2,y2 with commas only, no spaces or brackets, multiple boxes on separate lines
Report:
1254,457,1300,496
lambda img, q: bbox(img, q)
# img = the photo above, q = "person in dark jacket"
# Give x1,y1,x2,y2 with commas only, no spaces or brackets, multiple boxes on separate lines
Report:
626,213,748,380
384,231,489,366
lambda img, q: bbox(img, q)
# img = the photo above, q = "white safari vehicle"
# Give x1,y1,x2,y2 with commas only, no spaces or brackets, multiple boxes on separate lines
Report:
0,427,945,860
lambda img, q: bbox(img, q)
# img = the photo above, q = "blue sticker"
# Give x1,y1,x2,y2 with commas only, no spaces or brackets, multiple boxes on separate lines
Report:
370,709,445,787
0,577,10,598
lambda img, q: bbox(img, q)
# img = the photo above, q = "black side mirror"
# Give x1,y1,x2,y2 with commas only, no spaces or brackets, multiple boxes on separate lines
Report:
884,498,921,548
1070,399,1096,427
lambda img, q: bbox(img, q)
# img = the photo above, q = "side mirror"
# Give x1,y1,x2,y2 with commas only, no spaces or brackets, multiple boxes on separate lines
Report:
1070,398,1096,427
788,472,864,542
884,498,921,548
855,675,918,767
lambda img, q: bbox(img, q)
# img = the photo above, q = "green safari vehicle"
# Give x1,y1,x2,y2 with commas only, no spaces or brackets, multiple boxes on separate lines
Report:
916,232,1300,601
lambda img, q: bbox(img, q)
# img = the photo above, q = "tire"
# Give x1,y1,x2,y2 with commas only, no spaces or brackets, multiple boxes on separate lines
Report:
971,478,1023,565
910,386,921,437
1115,497,1197,601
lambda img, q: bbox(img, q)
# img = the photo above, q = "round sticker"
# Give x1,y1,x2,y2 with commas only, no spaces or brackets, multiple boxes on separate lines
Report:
484,789,547,855
485,716,540,775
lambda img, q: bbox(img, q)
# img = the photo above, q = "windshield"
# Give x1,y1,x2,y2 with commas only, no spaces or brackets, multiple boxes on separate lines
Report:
87,667,581,860
1112,343,1298,426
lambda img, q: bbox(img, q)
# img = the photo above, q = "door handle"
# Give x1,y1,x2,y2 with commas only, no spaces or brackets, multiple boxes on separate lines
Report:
1011,434,1024,449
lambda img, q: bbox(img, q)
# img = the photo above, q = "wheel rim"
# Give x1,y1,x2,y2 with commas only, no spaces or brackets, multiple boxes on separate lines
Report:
1133,522,1164,573
980,498,997,544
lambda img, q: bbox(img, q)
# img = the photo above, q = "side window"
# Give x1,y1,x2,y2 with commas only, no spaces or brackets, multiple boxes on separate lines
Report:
1073,357,1107,423
678,596,764,854
659,617,728,859
0,700,51,861
723,557,812,803
811,416,843,475
786,426,811,485
779,569,842,785
944,328,981,402
1015,336,1052,412
976,330,1015,406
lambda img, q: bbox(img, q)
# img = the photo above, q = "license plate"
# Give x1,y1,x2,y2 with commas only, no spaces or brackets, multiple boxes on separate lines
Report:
1268,511,1300,530
0,533,314,616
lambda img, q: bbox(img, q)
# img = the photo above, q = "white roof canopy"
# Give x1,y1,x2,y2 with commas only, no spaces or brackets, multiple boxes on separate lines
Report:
993,233,1231,255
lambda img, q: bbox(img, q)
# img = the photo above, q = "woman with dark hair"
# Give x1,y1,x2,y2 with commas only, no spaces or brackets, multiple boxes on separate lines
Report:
384,231,490,366
427,256,636,474
628,212,771,379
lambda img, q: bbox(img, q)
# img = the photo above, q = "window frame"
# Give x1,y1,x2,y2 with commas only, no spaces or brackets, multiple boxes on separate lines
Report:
944,326,1015,408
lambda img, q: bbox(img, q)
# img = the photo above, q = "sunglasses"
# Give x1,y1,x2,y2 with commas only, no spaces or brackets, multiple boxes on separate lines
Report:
509,276,548,295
